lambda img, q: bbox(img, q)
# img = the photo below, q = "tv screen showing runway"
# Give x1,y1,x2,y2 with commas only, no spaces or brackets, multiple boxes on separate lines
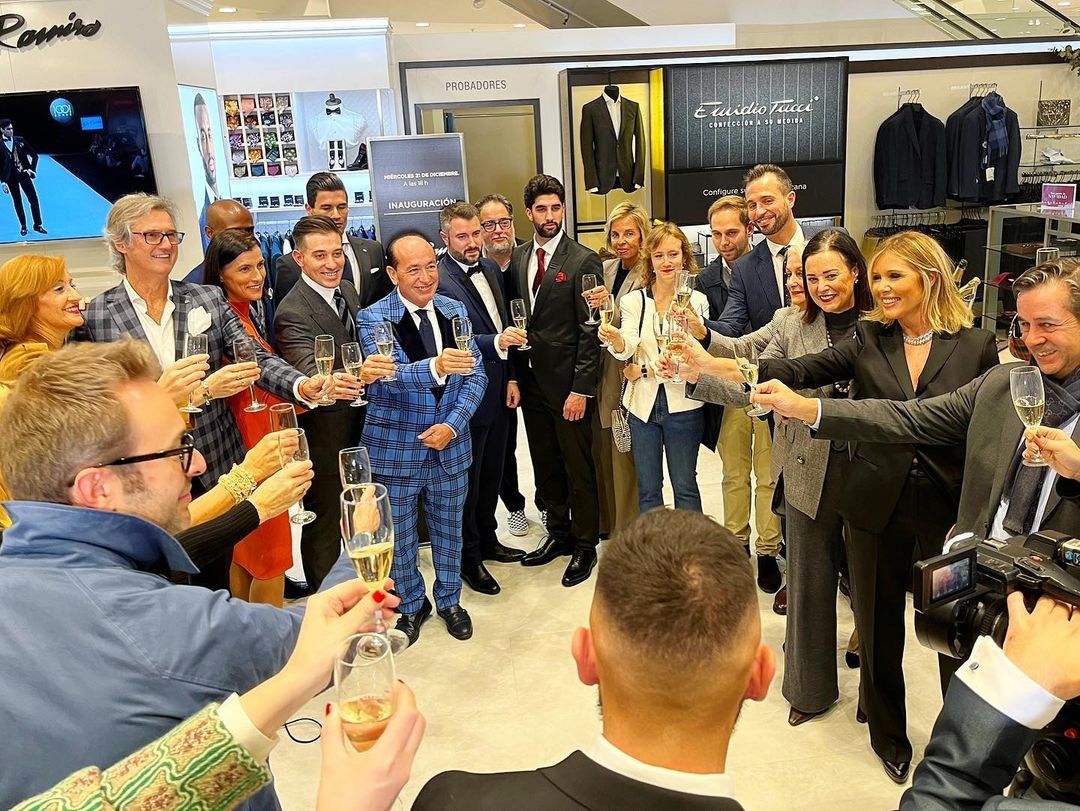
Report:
0,86,157,244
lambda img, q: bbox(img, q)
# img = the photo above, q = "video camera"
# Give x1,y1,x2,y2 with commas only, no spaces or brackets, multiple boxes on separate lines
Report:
913,530,1080,803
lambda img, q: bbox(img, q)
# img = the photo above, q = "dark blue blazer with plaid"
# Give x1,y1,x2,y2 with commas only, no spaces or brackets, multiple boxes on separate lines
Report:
357,292,486,479
79,280,306,487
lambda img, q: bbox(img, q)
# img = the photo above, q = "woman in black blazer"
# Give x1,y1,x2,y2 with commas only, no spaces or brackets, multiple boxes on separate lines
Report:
747,231,998,782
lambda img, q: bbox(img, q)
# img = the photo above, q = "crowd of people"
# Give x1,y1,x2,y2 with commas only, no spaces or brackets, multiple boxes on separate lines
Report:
0,162,1078,809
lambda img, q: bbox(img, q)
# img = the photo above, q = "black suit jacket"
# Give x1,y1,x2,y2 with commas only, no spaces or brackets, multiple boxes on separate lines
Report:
273,234,390,307
436,254,510,426
507,234,602,401
698,255,732,332
0,136,38,182
760,321,998,533
413,751,745,811
953,100,1021,204
874,103,947,210
580,95,646,195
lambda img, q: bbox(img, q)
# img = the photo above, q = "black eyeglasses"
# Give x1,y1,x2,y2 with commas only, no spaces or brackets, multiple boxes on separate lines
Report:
96,433,196,474
131,230,185,246
480,218,512,232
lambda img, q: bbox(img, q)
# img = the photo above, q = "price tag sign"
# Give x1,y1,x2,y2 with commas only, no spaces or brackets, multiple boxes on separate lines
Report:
1041,183,1077,212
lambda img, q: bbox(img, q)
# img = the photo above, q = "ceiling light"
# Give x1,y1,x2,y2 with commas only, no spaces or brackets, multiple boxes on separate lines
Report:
514,22,527,27
219,5,237,11
415,21,429,26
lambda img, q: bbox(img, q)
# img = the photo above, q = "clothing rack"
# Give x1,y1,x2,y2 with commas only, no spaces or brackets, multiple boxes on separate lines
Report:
897,88,920,108
968,82,998,97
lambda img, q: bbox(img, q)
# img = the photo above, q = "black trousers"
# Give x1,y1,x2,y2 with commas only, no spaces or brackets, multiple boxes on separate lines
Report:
299,406,362,590
8,172,41,229
462,411,510,567
846,465,960,764
187,477,231,591
517,368,599,549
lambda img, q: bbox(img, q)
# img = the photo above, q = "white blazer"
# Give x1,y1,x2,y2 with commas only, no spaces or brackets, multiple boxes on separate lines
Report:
608,287,708,422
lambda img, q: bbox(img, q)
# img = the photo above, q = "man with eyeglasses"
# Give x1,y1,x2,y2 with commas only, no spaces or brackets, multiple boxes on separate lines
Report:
79,193,338,590
0,340,364,811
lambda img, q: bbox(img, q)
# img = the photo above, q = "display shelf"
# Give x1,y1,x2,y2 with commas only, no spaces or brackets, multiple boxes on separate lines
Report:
1021,124,1080,131
223,92,300,180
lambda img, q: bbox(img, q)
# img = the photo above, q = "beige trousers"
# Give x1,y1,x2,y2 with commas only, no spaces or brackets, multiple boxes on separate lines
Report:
718,405,782,556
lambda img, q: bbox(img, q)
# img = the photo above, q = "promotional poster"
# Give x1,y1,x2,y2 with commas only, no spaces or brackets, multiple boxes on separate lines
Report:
178,85,231,249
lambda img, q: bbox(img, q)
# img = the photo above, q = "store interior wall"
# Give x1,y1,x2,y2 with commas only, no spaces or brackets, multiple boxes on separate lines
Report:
0,0,199,296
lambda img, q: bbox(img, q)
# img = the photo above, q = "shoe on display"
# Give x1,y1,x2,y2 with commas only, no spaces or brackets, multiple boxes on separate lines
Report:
506,509,529,537
756,554,782,594
1043,148,1076,165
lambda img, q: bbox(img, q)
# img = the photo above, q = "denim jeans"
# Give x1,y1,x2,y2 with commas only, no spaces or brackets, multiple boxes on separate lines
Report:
628,386,704,513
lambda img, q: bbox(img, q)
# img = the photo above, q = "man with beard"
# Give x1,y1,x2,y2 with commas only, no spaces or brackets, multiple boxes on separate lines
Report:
194,94,219,250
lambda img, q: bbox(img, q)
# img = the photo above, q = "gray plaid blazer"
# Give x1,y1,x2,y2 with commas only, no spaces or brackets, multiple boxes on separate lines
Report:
78,280,306,486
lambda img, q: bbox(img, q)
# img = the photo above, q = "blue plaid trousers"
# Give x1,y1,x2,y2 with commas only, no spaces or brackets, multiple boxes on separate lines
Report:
382,462,468,613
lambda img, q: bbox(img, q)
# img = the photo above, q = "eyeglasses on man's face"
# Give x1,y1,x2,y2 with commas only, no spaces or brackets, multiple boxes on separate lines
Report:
97,433,197,475
131,230,185,246
480,218,512,232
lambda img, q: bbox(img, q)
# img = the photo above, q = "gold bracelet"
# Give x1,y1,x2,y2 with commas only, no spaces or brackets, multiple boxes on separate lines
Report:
218,464,257,504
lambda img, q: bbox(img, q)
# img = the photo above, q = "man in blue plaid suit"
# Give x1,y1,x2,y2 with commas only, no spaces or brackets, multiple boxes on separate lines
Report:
359,231,487,644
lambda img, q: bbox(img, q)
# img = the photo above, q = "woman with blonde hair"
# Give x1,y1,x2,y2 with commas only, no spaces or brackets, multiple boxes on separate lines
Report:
711,229,998,782
597,221,709,512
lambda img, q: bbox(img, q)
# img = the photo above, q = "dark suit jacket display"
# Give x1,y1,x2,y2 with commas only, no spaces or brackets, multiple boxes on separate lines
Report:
760,321,998,533
507,235,602,401
712,225,832,337
580,94,646,195
815,362,1080,540
946,94,1022,204
273,234,390,306
413,751,745,811
901,679,1060,810
436,254,511,427
874,103,947,210
0,135,38,182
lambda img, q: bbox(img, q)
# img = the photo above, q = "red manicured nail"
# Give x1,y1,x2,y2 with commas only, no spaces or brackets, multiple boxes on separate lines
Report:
372,590,386,604
324,703,331,717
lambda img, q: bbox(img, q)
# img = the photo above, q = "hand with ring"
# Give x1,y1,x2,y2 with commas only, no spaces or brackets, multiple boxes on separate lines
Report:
205,362,261,399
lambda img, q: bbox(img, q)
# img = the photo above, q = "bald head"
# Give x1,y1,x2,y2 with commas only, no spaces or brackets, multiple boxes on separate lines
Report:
205,199,254,241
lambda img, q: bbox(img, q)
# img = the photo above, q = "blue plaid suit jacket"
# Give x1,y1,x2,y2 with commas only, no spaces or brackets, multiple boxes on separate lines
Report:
358,292,486,478
80,280,306,486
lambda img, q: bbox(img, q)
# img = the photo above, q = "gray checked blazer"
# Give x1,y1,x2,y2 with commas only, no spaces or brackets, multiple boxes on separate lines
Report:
79,280,306,486
689,307,839,520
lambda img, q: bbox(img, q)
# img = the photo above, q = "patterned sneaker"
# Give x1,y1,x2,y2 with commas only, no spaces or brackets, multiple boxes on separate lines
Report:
506,509,529,537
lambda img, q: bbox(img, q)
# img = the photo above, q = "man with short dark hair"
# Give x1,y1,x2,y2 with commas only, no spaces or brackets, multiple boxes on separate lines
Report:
274,172,391,305
508,174,603,587
413,510,773,809
182,198,255,284
0,117,44,236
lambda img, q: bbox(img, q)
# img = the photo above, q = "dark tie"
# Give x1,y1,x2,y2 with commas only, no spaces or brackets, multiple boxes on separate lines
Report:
417,309,438,358
334,289,355,339
465,263,482,276
778,245,791,307
531,247,546,296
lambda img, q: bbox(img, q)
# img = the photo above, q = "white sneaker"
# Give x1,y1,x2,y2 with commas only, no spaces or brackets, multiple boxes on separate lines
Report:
506,510,529,537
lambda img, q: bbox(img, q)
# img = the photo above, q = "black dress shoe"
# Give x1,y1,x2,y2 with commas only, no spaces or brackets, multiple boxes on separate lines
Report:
437,604,473,640
395,597,433,646
881,758,910,784
19,227,26,236
788,705,831,726
283,576,310,600
462,561,500,595
33,225,46,234
521,534,573,567
856,707,867,724
483,541,525,564
561,547,597,587
846,649,861,669
757,554,782,594
772,585,788,616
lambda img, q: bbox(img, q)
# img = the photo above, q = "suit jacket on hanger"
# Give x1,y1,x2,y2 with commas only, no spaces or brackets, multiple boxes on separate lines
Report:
580,94,646,195
874,103,947,210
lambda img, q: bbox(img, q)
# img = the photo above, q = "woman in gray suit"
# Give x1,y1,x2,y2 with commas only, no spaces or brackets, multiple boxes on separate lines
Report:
682,230,872,729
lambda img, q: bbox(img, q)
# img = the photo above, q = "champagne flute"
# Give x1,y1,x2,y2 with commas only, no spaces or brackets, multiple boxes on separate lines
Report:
279,427,316,524
269,402,297,432
675,270,694,309
738,340,770,418
1011,366,1049,467
231,336,266,413
452,316,474,375
510,299,530,352
582,274,600,325
598,297,615,345
339,446,373,489
666,310,688,385
340,341,367,407
335,632,396,752
314,334,335,406
373,321,397,381
180,333,209,414
341,485,410,654
652,312,670,380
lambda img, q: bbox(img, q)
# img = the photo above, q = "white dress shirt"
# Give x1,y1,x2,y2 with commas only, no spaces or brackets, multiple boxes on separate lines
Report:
398,291,447,388
604,92,621,136
527,229,564,309
451,256,507,360
958,635,1065,730
124,278,176,369
584,735,738,800
300,271,342,316
766,224,805,304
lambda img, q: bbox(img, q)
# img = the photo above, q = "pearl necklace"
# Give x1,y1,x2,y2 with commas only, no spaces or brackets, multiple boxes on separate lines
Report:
903,330,934,346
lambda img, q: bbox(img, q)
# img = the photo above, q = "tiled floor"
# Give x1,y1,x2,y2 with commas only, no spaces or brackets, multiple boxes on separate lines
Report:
273,424,944,810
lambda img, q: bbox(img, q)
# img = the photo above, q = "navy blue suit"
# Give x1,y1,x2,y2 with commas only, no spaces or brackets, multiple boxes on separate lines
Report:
437,255,513,567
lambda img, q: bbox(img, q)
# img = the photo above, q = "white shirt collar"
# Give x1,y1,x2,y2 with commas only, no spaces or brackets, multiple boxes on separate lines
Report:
604,94,619,107
122,277,175,309
398,290,435,316
300,271,339,308
584,736,737,799
533,229,564,257
766,224,805,257
451,255,477,274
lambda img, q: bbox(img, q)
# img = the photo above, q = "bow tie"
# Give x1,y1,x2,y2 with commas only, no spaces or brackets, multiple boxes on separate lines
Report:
325,108,341,115
465,263,483,276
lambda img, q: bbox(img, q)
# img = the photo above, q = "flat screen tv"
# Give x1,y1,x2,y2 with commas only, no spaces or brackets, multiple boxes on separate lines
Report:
0,86,156,244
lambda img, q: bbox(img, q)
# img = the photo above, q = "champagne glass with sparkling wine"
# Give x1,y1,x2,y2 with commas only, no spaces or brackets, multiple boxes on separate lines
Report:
335,632,396,752
675,270,694,309
231,336,266,413
738,339,771,418
598,296,614,345
180,334,209,414
314,335,336,405
510,299,530,351
268,402,297,433
1011,366,1049,467
665,309,688,385
452,316,474,375
279,427,316,524
582,274,600,325
341,484,410,653
340,341,367,407
373,321,397,381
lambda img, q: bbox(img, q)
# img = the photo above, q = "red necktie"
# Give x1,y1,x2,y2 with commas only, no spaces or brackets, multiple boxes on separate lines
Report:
531,247,546,295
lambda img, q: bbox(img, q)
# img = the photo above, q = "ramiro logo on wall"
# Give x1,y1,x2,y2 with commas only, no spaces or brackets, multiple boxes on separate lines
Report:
0,12,102,50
